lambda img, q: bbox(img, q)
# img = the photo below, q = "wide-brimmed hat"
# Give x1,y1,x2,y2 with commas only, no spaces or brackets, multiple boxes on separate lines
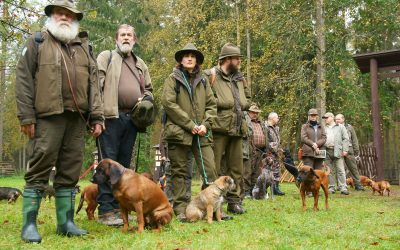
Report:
175,43,204,65
322,112,334,119
308,108,318,115
249,104,262,113
219,43,242,60
45,0,83,21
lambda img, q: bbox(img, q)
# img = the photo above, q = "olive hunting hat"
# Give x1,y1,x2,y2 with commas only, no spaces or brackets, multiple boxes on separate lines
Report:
219,43,242,60
249,104,262,113
175,43,204,65
45,0,83,21
308,108,318,115
322,112,334,119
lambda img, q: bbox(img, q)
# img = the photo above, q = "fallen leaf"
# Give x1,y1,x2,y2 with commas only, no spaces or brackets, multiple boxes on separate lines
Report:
377,211,384,214
202,228,209,233
379,236,390,240
3,220,9,225
371,242,379,245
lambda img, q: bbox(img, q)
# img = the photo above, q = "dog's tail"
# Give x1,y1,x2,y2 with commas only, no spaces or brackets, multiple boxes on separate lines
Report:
324,165,331,176
76,191,85,215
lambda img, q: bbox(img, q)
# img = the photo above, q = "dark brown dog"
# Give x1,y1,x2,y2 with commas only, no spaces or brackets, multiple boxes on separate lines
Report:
92,159,173,233
346,177,354,189
296,165,330,211
369,180,391,196
76,183,98,220
185,176,235,224
0,187,22,203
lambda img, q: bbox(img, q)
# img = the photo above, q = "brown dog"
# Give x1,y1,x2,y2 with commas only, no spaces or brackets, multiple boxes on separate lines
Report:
296,165,330,211
346,177,354,189
360,175,373,186
185,176,235,224
92,159,173,233
76,183,98,220
369,180,391,196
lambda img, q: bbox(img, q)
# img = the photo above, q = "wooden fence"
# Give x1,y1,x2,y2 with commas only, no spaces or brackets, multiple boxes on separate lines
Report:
357,145,378,179
0,161,15,177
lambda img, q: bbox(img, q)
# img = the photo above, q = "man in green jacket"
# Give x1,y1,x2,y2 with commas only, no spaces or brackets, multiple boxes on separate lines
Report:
335,114,365,191
205,43,251,214
161,43,218,221
95,24,153,226
16,0,104,243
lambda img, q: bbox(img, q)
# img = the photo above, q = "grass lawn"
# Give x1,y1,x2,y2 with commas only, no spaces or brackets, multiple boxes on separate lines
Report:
0,175,399,250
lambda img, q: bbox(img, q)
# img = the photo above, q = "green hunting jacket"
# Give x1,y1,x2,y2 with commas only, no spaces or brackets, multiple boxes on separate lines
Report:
205,66,251,137
15,30,104,126
345,123,360,156
161,68,217,146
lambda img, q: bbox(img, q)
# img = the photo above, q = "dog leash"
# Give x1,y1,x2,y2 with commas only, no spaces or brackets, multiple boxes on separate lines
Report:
195,133,210,185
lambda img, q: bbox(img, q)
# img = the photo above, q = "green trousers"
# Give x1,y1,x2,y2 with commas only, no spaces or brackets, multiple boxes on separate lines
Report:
25,112,86,191
213,133,243,204
344,148,362,187
168,139,218,215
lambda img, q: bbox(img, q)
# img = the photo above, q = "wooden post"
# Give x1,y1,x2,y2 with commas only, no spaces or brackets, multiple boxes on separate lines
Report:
370,58,384,181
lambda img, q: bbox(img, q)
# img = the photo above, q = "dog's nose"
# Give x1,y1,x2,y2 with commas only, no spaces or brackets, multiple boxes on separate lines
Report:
296,176,302,183
90,177,94,183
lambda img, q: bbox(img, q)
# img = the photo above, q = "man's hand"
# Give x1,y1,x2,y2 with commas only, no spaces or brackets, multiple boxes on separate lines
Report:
91,124,102,137
197,125,207,136
312,143,318,150
20,124,35,139
315,148,320,155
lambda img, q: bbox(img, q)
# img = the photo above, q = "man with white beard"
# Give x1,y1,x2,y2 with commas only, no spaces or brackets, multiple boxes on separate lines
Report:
16,0,104,243
96,24,153,226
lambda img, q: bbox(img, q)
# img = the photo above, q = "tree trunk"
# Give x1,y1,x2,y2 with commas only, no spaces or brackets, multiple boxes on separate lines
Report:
0,3,8,161
315,0,326,118
235,0,240,46
246,0,251,85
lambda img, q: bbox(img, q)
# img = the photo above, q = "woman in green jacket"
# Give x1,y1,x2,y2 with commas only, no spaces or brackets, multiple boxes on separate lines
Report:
161,43,218,221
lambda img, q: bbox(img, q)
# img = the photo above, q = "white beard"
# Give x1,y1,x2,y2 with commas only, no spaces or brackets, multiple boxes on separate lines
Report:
45,17,79,43
117,43,134,54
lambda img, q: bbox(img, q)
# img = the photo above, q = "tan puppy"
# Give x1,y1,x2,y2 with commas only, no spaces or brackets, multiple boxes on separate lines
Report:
76,183,98,220
92,159,173,233
369,180,391,196
185,176,235,224
296,165,330,211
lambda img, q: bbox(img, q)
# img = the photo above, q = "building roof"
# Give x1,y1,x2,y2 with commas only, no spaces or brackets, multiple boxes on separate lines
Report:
353,49,400,74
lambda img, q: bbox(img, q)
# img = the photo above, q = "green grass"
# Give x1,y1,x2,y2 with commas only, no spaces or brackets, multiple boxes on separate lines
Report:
0,176,399,250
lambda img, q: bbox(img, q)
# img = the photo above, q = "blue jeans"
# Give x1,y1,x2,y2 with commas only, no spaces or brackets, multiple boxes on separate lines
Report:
96,112,138,215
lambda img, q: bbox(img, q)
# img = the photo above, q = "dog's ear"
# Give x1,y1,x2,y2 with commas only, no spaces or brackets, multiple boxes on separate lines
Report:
109,164,124,185
310,168,320,179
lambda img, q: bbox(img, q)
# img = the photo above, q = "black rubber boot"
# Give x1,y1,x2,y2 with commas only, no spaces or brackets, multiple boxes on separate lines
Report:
21,189,43,243
273,183,285,196
55,188,88,236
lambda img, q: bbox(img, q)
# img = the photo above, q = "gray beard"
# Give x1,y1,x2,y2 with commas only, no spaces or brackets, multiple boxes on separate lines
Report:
45,17,79,43
118,43,133,54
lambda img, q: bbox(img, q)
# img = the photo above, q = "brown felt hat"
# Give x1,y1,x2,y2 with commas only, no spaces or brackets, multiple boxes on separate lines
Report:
249,104,262,113
322,112,334,119
45,0,83,21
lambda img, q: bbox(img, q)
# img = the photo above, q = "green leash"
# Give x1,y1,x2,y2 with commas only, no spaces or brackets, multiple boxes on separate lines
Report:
195,127,212,185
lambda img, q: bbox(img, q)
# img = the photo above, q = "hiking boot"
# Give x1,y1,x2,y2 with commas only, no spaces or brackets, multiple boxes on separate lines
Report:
273,184,285,196
98,211,124,226
114,209,135,222
213,211,233,221
355,185,365,191
227,204,246,214
340,190,350,195
328,188,336,194
176,213,187,222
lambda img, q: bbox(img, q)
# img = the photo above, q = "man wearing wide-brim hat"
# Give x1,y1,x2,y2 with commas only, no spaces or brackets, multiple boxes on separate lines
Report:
204,43,251,215
161,43,218,221
16,0,104,243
